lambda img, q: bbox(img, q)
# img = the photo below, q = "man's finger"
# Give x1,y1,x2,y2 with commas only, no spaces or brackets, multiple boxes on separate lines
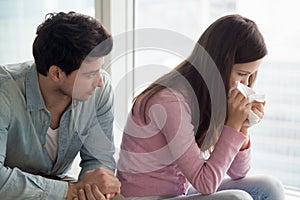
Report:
92,184,106,200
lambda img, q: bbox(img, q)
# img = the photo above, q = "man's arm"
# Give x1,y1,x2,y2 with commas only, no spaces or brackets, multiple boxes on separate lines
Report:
0,90,68,199
78,70,116,179
70,71,120,199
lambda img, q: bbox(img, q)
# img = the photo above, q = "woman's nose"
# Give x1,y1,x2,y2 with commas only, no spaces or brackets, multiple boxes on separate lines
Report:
240,78,249,86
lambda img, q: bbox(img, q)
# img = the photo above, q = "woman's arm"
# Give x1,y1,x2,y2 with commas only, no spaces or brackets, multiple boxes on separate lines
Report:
148,90,249,195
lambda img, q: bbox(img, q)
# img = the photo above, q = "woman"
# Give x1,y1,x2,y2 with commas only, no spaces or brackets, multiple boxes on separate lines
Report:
117,15,285,200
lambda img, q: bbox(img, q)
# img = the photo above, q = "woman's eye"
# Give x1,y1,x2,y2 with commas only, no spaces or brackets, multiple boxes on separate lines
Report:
238,73,247,76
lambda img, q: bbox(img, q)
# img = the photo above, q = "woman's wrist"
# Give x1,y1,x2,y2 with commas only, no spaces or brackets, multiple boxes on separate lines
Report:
240,134,250,151
225,121,242,132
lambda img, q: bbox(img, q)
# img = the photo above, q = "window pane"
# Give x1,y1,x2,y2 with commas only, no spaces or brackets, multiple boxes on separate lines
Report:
0,0,94,64
135,0,300,189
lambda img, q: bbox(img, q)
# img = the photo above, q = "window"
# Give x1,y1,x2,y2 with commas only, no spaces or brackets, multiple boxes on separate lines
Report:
0,0,94,64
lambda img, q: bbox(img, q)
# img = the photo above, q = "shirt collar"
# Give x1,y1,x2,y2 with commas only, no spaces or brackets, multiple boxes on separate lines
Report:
25,63,46,111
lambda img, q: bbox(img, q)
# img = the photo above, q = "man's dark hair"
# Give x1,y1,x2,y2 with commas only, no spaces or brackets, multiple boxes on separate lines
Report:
33,11,113,76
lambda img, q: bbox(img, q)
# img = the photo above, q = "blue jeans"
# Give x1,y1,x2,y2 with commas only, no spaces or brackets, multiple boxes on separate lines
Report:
182,175,285,200
126,175,285,200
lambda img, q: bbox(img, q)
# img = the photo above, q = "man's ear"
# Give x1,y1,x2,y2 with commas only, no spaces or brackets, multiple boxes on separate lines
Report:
48,65,64,82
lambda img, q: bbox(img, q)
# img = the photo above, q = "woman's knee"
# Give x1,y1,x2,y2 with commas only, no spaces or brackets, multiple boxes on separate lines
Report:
255,175,285,199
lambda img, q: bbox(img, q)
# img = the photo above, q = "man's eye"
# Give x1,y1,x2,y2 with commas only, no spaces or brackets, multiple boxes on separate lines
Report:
238,73,247,76
86,73,97,77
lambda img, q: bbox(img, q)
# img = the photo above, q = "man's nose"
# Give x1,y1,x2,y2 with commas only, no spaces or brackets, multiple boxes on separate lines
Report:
97,74,104,87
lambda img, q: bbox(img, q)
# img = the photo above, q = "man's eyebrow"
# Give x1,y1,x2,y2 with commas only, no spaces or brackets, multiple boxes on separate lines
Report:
82,69,101,75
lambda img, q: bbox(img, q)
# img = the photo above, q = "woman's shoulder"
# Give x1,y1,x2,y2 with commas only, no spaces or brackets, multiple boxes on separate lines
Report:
148,88,186,104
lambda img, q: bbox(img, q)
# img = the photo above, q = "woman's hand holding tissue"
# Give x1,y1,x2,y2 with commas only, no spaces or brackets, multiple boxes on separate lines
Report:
229,81,266,127
226,88,252,134
251,101,266,120
238,101,265,150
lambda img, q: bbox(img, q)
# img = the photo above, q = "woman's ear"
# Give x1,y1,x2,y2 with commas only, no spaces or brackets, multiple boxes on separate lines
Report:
48,65,64,82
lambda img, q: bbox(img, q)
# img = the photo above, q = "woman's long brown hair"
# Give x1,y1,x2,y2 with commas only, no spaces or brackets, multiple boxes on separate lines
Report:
132,14,267,151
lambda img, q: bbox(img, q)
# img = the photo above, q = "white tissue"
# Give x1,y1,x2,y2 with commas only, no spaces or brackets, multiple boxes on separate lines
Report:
229,81,265,127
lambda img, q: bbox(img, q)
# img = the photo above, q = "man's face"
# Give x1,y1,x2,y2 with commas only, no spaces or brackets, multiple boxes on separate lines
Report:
59,57,104,101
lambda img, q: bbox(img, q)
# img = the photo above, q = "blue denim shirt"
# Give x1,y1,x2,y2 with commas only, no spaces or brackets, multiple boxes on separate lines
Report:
0,61,115,199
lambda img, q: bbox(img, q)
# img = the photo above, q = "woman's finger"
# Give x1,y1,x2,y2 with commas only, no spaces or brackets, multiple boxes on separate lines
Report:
252,107,264,119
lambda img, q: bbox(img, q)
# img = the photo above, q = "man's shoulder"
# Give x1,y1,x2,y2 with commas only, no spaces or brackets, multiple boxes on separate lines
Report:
0,61,34,83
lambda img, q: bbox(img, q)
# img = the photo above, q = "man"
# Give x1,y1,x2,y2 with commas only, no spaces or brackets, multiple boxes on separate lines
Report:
0,11,121,199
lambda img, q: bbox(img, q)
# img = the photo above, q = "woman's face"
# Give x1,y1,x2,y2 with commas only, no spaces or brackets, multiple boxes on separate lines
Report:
229,58,263,88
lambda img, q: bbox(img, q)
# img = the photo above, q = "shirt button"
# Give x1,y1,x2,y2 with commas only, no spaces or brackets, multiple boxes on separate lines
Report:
44,121,49,125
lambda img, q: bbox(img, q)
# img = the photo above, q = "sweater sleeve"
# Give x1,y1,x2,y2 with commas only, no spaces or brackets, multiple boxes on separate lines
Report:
149,90,249,195
227,141,251,180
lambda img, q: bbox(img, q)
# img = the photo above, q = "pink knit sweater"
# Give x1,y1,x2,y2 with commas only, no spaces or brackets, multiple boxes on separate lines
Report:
117,89,251,197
